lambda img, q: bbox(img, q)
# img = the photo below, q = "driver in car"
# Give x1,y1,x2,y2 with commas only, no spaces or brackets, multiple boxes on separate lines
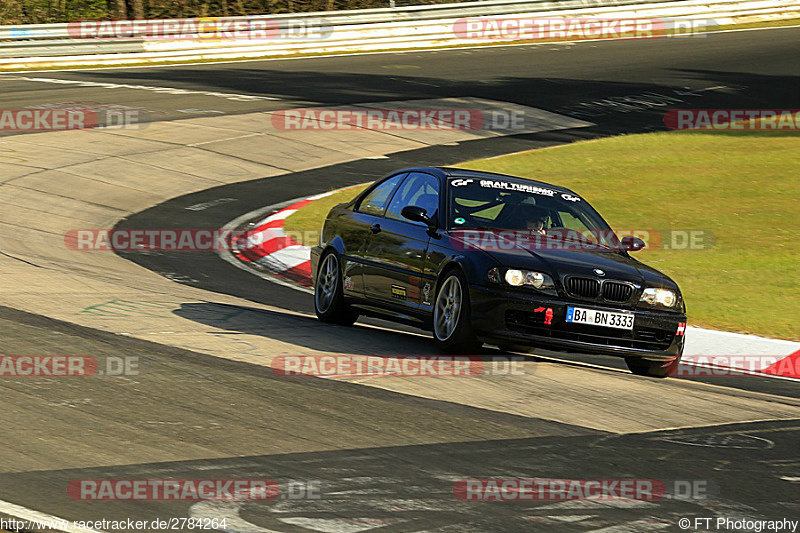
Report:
525,207,550,235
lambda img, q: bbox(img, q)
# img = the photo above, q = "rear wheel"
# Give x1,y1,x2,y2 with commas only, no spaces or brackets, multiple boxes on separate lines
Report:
625,356,680,378
433,270,481,353
314,251,358,326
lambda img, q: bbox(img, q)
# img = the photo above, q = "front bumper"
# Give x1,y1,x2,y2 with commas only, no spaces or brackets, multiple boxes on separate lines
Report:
469,284,685,361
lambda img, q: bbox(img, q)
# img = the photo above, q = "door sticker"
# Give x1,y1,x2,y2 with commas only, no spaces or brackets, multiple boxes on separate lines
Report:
391,285,408,300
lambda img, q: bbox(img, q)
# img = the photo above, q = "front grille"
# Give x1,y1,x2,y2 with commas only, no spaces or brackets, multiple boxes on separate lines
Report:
602,281,633,302
565,277,600,298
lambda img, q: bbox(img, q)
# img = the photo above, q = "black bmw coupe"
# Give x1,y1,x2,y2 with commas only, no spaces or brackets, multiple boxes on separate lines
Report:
311,167,687,377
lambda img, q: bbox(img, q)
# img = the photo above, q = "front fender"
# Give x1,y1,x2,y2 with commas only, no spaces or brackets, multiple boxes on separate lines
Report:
432,251,500,290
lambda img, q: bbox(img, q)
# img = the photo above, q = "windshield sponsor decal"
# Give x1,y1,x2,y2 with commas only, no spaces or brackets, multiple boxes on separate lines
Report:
561,193,581,202
478,179,556,196
450,178,557,197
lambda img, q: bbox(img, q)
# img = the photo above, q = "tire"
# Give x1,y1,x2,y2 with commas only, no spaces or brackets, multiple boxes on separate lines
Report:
314,251,358,326
625,355,680,378
432,269,481,353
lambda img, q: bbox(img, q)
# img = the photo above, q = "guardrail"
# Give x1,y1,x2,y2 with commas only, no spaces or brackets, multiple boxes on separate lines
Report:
0,0,798,68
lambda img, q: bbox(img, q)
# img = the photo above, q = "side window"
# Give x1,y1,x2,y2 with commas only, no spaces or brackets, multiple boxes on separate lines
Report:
557,211,584,231
557,209,598,243
385,173,440,223
356,174,406,216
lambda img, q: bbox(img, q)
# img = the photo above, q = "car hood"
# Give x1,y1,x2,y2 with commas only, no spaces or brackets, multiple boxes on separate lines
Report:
448,232,678,290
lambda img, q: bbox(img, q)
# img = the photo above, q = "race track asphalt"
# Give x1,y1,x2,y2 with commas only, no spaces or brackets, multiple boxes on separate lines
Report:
0,27,798,532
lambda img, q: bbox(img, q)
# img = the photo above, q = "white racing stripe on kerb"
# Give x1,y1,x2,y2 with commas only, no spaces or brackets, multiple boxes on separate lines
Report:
255,245,310,271
684,326,800,363
0,498,107,533
255,209,299,227
246,227,285,249
3,76,280,101
306,190,339,201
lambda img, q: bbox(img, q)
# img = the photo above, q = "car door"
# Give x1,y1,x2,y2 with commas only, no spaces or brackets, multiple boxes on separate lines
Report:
362,172,440,310
345,173,407,296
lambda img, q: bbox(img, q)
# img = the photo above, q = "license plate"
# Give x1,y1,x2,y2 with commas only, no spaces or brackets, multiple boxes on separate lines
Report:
566,306,634,330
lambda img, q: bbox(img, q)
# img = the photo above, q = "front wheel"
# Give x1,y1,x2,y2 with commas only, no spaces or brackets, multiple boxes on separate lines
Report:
314,251,358,326
625,356,680,378
433,270,481,353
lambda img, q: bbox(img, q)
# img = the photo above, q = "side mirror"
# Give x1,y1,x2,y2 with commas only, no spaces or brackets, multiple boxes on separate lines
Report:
401,206,435,228
620,236,646,252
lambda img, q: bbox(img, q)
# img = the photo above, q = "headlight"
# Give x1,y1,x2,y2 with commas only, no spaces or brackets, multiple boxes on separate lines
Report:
640,287,678,308
505,269,524,286
498,268,554,290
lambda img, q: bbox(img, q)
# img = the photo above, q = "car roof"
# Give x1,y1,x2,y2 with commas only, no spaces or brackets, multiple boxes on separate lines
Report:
396,166,576,195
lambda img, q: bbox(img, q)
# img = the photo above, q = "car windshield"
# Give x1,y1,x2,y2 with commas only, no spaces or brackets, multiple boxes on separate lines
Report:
447,177,618,248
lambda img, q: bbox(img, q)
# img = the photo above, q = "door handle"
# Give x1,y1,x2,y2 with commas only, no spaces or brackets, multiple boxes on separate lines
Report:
370,223,381,234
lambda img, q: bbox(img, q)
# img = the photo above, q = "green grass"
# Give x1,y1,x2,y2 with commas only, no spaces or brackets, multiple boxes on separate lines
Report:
458,129,799,340
284,129,798,340
283,185,368,246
